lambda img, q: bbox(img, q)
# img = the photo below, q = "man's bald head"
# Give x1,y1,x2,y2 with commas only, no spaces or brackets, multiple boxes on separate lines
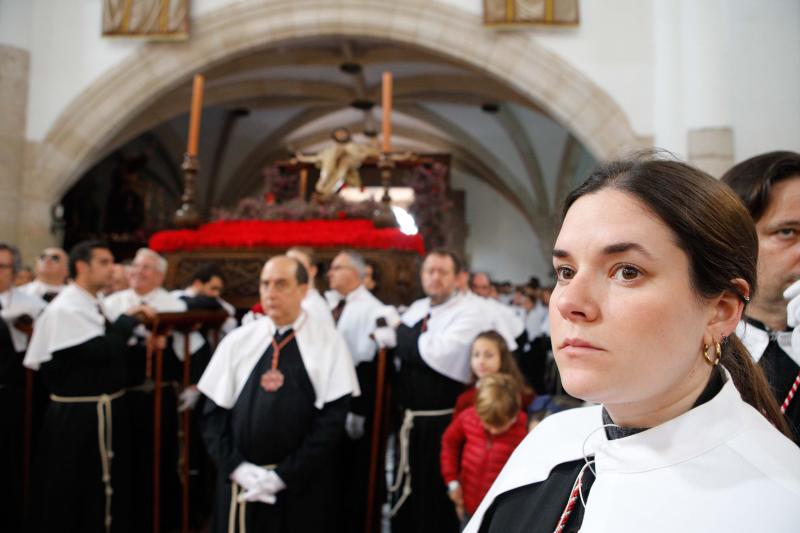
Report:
259,256,309,326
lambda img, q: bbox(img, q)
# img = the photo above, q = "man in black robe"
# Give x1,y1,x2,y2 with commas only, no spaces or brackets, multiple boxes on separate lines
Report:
325,250,398,533
199,255,359,533
390,249,485,533
23,240,156,533
722,151,800,439
0,243,46,533
104,247,204,532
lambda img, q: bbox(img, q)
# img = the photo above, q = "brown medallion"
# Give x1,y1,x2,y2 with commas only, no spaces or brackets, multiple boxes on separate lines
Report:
260,368,285,392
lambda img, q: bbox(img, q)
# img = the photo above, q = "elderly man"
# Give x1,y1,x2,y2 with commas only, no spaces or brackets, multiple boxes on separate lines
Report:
469,271,492,298
0,243,46,533
24,241,155,533
325,250,398,532
723,151,800,440
20,247,69,302
103,247,206,532
391,249,485,533
199,255,358,533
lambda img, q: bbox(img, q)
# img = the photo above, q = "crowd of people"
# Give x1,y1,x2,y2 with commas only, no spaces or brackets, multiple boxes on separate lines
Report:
0,149,799,533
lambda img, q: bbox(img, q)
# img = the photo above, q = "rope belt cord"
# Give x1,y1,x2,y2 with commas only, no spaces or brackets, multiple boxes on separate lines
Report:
50,389,126,533
227,464,277,533
388,407,455,517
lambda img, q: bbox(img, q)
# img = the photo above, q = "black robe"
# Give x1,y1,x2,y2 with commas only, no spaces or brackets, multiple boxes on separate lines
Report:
125,335,184,533
746,317,800,441
28,314,138,533
202,332,350,533
0,317,25,533
390,318,465,533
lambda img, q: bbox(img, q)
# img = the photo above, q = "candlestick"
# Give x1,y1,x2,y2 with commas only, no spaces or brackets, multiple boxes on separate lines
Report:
381,72,392,153
187,74,205,156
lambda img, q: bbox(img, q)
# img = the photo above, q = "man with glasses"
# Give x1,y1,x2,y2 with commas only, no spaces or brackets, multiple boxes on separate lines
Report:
325,250,398,533
0,243,46,533
20,247,69,303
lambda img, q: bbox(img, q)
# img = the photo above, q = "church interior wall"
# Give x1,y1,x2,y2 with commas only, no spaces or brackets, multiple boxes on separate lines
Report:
451,168,551,284
1,0,797,269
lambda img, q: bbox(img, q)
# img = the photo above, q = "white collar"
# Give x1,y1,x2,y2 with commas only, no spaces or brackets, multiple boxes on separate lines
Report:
198,311,359,410
465,372,800,531
736,319,798,366
23,284,106,370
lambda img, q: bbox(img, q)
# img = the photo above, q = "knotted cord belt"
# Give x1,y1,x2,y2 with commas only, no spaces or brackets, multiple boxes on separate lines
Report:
227,464,277,533
50,389,125,533
388,407,455,517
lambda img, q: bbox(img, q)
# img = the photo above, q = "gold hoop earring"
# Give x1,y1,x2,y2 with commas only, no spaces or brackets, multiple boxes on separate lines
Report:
702,342,721,366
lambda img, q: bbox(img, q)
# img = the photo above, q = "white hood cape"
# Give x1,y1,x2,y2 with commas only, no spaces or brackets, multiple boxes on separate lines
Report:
198,313,360,410
103,287,204,360
401,293,485,384
464,374,800,533
24,285,105,370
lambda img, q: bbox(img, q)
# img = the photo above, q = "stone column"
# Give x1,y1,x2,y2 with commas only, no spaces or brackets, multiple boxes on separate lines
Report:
0,45,28,244
688,127,734,179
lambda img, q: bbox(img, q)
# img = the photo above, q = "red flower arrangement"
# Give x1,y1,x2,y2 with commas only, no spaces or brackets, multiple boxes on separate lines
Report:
148,219,426,255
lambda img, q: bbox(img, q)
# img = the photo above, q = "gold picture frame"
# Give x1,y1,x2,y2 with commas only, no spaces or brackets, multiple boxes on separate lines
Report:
102,0,190,41
483,0,579,28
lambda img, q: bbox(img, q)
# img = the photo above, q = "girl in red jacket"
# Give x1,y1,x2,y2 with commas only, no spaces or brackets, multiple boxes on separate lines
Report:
453,330,533,418
441,373,528,524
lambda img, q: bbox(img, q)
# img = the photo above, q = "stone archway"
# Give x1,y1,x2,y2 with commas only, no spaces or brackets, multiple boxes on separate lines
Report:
20,0,641,255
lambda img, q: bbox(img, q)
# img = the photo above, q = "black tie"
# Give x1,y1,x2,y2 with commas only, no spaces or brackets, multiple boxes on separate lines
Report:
420,313,430,333
332,299,346,324
43,291,58,303
97,304,113,329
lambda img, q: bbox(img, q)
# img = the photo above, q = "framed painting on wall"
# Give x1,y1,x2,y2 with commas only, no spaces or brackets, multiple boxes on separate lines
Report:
103,0,190,40
483,0,579,27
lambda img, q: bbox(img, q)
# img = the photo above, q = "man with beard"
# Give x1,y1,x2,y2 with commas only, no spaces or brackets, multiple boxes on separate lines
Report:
390,249,484,533
723,151,800,440
24,241,155,533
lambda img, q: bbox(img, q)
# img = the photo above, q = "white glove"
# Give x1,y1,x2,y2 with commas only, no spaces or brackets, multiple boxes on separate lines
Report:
372,326,397,349
230,462,270,493
345,412,366,440
238,470,286,505
178,386,202,412
786,280,800,328
784,280,800,358
380,306,401,329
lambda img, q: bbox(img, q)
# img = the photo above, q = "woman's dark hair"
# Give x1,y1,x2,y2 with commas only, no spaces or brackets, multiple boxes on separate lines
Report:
563,152,792,440
721,150,800,222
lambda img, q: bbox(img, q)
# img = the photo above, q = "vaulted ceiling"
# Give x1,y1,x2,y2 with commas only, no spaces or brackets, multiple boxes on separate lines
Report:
93,36,597,257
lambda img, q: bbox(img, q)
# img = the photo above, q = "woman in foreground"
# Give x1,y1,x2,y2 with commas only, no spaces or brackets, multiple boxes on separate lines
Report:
464,155,800,533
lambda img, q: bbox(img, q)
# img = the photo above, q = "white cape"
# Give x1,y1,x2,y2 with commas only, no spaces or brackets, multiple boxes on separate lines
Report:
0,287,46,352
465,374,800,532
198,312,360,410
104,287,203,360
24,285,105,370
401,294,486,384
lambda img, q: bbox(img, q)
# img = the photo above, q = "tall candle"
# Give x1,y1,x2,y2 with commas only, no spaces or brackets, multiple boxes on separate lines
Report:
382,72,392,153
187,74,205,156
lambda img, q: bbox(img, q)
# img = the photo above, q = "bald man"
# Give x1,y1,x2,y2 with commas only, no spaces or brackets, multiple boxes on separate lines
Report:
199,256,359,533
20,247,69,302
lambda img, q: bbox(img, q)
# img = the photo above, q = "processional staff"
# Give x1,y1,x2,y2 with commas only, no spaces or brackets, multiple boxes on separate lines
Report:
140,309,229,533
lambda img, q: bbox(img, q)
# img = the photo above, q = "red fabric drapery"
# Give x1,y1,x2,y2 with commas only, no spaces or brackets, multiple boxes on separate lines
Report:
148,219,426,255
